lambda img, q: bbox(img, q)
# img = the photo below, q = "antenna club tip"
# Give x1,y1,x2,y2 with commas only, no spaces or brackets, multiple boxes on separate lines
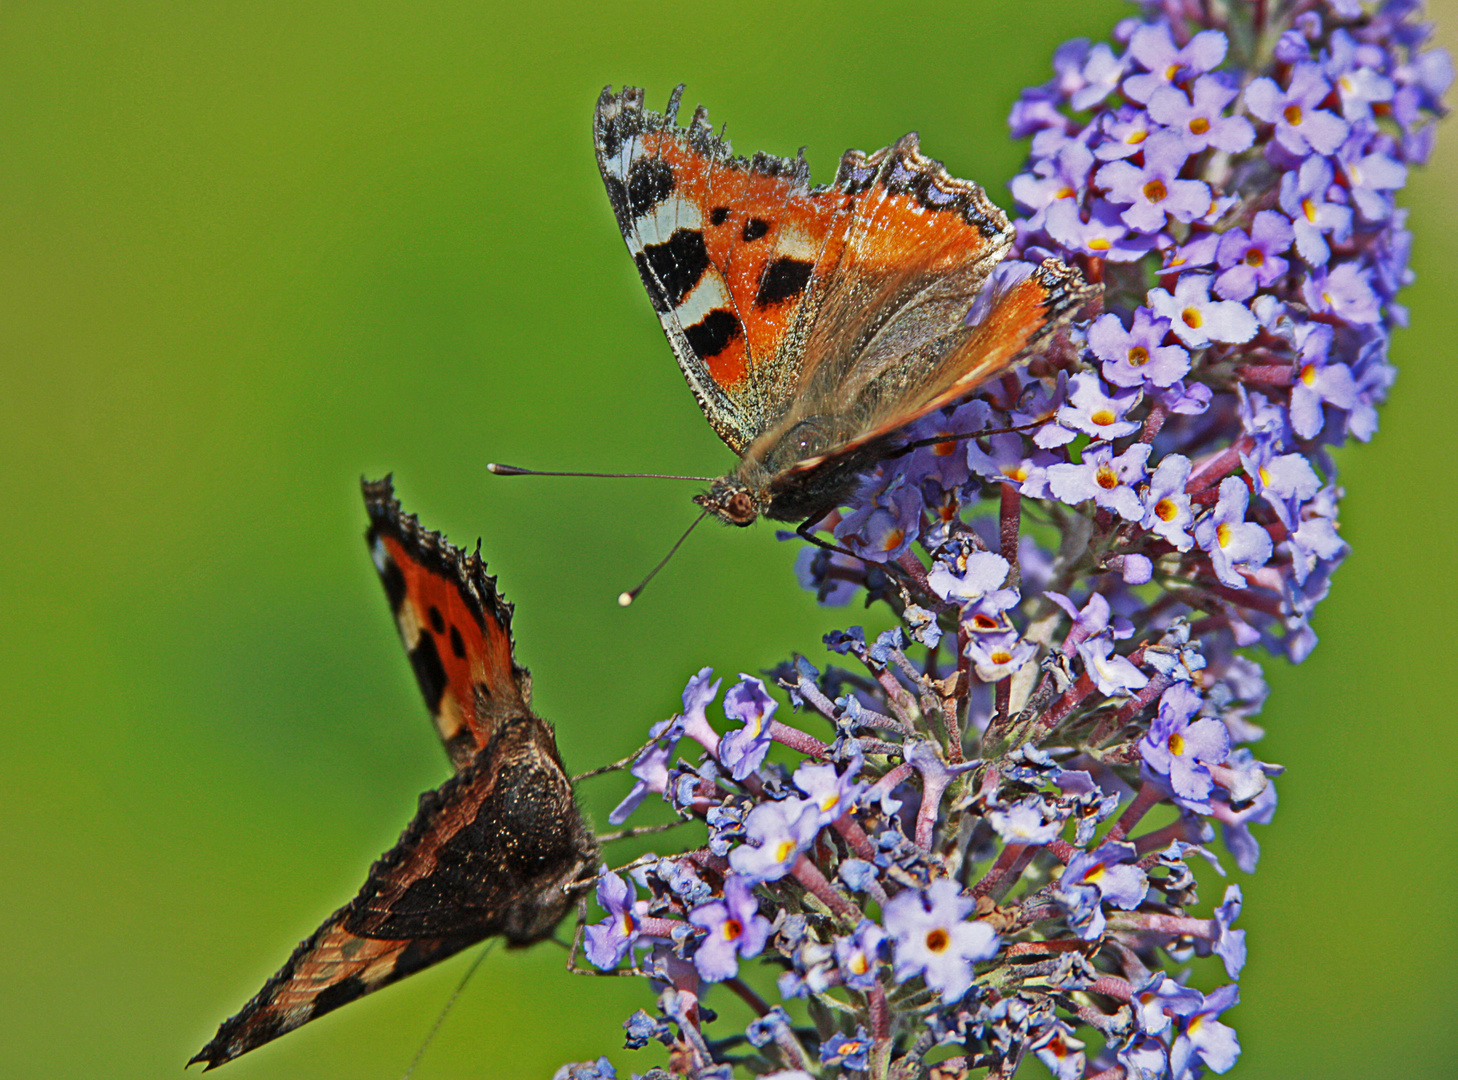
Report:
485,463,502,474
617,591,635,607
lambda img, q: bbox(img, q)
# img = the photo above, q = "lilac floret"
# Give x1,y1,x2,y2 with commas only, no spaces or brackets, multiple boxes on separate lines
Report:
835,920,887,991
1139,683,1231,810
1055,841,1149,940
608,714,683,825
1087,309,1191,389
1123,24,1228,103
1279,156,1354,267
1047,441,1152,521
1171,985,1242,1075
1303,260,1382,325
1194,477,1274,588
688,875,772,982
1245,63,1350,155
1140,453,1196,551
1147,75,1255,155
1095,132,1211,233
1045,198,1156,262
1147,274,1258,348
1055,370,1144,439
884,878,999,1000
719,676,777,781
584,871,645,970
728,797,820,883
792,759,863,827
1214,210,1294,301
1077,632,1150,698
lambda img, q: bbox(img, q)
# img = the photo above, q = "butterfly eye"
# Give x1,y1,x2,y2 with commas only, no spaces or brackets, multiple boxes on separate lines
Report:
727,492,757,524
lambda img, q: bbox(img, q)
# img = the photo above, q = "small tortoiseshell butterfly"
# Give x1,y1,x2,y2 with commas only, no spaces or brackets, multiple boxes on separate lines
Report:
595,85,1095,528
191,478,598,1069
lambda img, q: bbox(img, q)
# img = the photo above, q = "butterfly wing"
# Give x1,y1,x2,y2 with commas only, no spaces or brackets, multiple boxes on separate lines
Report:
595,85,854,454
190,717,598,1069
363,476,532,772
743,136,1090,478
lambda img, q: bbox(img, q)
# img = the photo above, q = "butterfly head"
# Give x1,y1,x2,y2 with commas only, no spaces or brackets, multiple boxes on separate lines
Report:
694,478,763,527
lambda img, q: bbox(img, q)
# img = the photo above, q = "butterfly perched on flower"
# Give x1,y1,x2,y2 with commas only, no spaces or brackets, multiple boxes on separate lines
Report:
594,85,1095,529
191,478,598,1069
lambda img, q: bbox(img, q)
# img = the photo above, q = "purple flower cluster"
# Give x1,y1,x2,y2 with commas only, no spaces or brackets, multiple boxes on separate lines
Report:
557,3,1446,1078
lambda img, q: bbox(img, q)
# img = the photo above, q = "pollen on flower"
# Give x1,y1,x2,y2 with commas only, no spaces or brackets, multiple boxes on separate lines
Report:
1168,732,1186,755
1245,248,1265,266
926,928,950,953
1182,307,1203,329
1302,197,1319,223
1300,363,1317,385
722,919,742,941
1096,465,1119,490
1284,103,1304,125
1190,117,1211,135
1088,236,1112,250
1127,345,1149,366
971,613,1001,630
1156,498,1178,521
881,528,906,552
774,839,796,863
1216,522,1233,547
1091,409,1117,426
934,439,958,456
1143,178,1168,202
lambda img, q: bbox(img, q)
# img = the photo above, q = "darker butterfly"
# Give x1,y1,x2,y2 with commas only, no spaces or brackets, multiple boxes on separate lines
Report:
594,85,1095,530
191,477,598,1069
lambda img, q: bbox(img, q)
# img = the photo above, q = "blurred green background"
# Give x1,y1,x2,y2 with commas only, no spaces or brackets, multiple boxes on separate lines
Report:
2,2,1454,1077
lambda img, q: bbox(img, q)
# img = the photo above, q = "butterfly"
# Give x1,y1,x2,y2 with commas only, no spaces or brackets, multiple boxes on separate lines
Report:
595,85,1095,529
191,477,599,1069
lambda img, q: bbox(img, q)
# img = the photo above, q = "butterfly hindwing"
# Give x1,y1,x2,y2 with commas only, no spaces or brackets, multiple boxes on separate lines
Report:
190,717,596,1069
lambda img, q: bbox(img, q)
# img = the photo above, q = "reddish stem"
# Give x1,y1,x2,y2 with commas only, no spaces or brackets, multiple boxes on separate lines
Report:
1106,781,1165,843
1088,975,1135,1002
639,916,691,939
791,853,863,923
1000,482,1021,574
724,976,771,1017
869,982,890,1039
1235,362,1296,385
1186,436,1253,492
767,719,830,759
1132,817,1203,854
1004,938,1088,958
1034,673,1095,735
1115,912,1217,938
972,842,1034,901
1139,399,1169,443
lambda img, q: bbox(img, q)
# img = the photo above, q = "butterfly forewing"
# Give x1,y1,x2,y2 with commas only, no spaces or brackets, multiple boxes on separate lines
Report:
595,85,851,452
363,477,531,771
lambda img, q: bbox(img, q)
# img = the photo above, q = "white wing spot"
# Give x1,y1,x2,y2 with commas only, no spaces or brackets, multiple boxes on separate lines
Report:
674,270,732,328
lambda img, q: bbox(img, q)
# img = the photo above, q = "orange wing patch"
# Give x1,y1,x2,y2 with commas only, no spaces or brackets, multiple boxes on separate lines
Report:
363,478,530,772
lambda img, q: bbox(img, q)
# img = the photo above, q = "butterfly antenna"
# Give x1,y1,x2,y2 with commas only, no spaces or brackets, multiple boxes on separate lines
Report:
399,941,496,1080
487,462,714,482
618,509,709,606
